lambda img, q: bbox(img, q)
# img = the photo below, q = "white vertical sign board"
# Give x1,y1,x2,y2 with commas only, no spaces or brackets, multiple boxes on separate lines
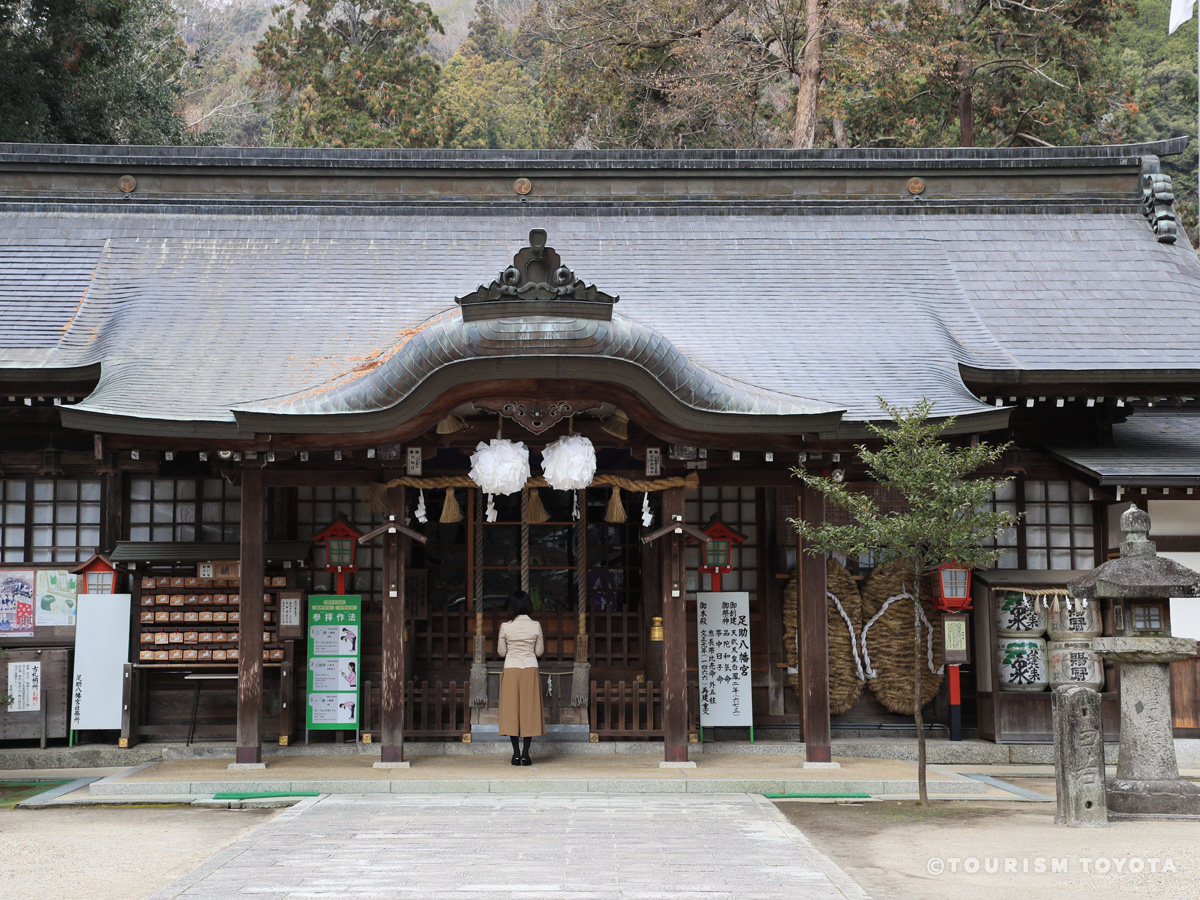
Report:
71,594,131,730
7,661,41,712
696,591,753,727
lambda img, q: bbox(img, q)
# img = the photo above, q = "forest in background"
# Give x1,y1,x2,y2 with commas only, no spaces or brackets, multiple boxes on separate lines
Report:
0,0,1197,231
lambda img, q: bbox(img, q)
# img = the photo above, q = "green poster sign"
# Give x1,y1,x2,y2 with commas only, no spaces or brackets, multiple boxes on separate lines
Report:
306,594,361,731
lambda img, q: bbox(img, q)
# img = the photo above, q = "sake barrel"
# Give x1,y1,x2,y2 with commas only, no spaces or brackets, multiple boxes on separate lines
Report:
1048,640,1105,691
997,636,1049,692
1046,597,1103,641
994,590,1048,638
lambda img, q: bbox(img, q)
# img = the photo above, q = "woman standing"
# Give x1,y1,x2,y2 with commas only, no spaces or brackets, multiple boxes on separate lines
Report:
497,590,545,765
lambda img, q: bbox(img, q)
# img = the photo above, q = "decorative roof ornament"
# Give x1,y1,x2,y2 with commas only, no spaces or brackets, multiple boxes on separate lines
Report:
1143,172,1177,244
456,229,619,322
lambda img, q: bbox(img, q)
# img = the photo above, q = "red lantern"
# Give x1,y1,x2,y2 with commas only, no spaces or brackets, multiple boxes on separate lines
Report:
933,562,973,612
71,554,118,594
695,518,748,592
310,515,363,595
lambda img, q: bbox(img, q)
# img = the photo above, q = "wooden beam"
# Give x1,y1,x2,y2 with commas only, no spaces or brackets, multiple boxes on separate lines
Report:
1153,535,1200,553
798,485,831,763
643,518,710,545
359,517,426,546
660,487,689,763
263,470,382,488
236,465,266,765
380,487,407,763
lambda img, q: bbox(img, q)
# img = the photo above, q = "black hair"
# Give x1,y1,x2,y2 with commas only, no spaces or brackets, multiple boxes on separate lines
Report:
508,590,534,620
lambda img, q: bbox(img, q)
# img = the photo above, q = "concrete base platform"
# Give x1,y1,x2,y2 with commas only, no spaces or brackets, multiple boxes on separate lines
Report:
8,736,1197,771
75,753,994,800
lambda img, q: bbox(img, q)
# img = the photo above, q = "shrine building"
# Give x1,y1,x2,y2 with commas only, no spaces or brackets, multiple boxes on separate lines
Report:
1,139,1199,763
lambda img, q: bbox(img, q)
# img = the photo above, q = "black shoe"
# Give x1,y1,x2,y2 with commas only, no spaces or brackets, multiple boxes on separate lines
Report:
511,753,521,766
520,755,532,766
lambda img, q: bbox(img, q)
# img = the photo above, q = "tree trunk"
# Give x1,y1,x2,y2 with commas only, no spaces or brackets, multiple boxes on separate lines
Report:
913,565,928,804
950,0,973,147
956,56,974,147
832,116,848,149
790,0,821,149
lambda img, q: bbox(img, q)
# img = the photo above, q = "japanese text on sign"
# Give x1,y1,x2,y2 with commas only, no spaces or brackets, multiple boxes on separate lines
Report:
306,595,361,730
7,661,41,712
696,592,753,727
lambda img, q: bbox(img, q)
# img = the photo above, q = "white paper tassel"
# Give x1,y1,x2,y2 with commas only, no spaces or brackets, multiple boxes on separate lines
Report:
415,489,428,524
642,492,653,527
486,493,498,523
572,490,580,520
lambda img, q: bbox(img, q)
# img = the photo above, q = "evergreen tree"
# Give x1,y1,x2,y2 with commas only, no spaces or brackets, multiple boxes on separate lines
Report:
1112,0,1198,242
256,0,448,148
0,0,192,144
439,0,548,148
836,0,1133,148
792,400,1017,803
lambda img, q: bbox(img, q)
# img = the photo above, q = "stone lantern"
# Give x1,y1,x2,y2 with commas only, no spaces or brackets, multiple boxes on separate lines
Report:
1069,504,1200,818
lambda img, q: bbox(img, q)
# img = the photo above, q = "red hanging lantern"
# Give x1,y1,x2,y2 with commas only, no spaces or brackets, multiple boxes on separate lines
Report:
311,515,363,595
71,554,118,595
933,562,973,612
694,518,748,592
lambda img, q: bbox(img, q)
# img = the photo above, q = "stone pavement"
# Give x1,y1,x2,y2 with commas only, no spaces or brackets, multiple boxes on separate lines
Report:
147,793,871,900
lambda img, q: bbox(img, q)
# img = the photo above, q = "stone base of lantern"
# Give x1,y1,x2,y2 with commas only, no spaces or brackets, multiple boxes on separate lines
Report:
1107,778,1200,819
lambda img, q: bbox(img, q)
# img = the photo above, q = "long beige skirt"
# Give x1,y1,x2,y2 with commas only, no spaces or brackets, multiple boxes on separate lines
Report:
498,666,545,737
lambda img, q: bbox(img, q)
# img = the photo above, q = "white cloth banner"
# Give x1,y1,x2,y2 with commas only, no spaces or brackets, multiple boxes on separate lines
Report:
696,592,754,727
1170,0,1195,34
71,594,131,730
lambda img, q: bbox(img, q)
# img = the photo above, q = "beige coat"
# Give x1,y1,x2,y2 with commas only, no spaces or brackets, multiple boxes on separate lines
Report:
498,615,544,669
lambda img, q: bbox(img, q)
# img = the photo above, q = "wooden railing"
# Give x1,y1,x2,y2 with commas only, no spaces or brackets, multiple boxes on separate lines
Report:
589,680,663,738
362,679,470,740
405,680,470,738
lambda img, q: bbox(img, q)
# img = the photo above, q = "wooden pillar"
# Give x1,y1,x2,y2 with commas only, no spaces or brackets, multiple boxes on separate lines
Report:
661,487,689,762
380,487,407,763
798,485,831,763
119,663,136,749
760,488,786,717
236,466,265,764
278,641,295,746
101,468,124,552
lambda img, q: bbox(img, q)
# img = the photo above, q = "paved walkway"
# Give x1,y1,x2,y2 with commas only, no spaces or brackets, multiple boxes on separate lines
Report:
147,793,870,900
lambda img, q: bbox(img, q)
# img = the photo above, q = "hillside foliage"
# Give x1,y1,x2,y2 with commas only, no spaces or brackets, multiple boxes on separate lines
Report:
2,0,1198,240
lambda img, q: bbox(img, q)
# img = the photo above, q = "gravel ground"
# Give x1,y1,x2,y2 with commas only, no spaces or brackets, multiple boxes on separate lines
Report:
777,792,1200,900
0,805,278,900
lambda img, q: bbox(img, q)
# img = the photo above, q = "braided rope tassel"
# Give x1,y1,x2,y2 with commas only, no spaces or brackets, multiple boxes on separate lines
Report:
520,488,531,592
469,489,488,707
571,512,590,707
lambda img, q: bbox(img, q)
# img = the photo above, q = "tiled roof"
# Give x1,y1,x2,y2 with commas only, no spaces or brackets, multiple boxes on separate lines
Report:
0,242,103,349
0,194,1198,438
0,138,1184,169
1049,414,1200,484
